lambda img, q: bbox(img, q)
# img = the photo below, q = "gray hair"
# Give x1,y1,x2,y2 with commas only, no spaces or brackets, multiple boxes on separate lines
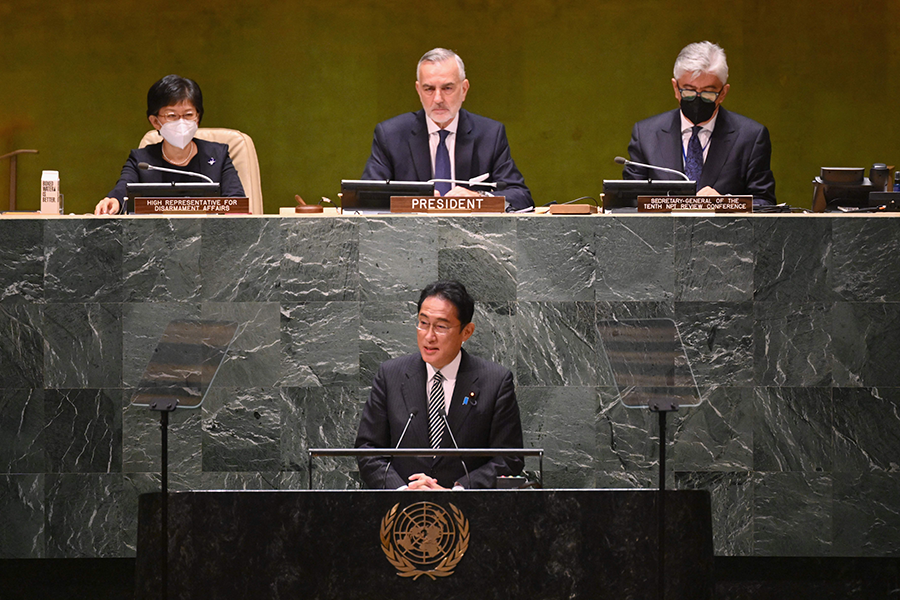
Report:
673,41,729,84
417,48,466,81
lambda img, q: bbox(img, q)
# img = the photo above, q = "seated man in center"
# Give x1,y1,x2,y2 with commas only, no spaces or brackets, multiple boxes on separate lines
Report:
355,280,524,489
361,48,534,212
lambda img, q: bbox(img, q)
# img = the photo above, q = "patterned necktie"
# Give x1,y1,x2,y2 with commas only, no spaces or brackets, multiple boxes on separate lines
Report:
684,125,703,182
434,130,451,195
428,371,445,449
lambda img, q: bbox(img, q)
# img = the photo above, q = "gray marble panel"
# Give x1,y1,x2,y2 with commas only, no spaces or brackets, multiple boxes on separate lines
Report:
122,472,160,555
0,300,43,388
516,302,598,386
832,387,900,473
45,473,126,558
517,217,597,301
753,218,833,302
831,217,900,302
437,216,517,302
594,216,674,301
518,386,602,488
200,302,281,388
358,217,438,302
122,302,201,388
43,303,123,389
0,219,43,302
43,389,122,473
200,217,281,302
832,302,900,387
833,472,900,556
358,301,418,387
674,217,754,302
122,218,201,302
0,473,44,558
281,386,362,490
280,301,360,388
676,471,753,556
753,472,833,556
202,387,281,472
754,302,832,387
0,388,45,473
197,471,287,490
464,302,518,377
280,217,359,302
44,219,124,303
123,402,202,474
754,387,833,472
676,302,754,387
672,387,754,472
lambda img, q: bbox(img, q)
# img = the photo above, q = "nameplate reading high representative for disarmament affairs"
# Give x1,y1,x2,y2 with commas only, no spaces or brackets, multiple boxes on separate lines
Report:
637,196,752,213
133,197,250,215
390,196,506,213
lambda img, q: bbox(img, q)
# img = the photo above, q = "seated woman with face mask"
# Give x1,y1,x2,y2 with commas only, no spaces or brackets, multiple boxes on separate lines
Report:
94,74,245,215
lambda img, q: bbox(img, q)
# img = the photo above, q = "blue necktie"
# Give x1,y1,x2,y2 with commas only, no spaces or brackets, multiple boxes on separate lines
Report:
434,130,451,195
684,125,703,182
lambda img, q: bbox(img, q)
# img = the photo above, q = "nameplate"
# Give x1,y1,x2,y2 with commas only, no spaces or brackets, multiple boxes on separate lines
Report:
637,196,752,213
133,197,250,214
390,196,505,213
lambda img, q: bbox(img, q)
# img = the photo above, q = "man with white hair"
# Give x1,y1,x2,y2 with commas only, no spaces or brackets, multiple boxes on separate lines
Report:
623,41,776,206
362,47,534,211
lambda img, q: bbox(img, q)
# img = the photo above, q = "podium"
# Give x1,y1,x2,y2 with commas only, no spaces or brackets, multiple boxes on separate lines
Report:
135,489,713,600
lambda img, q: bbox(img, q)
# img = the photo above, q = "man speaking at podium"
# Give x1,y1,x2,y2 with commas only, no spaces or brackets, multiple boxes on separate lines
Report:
361,48,534,211
355,280,524,490
623,41,776,207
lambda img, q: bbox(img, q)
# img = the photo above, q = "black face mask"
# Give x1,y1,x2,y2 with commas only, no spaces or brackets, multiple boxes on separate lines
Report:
680,96,717,125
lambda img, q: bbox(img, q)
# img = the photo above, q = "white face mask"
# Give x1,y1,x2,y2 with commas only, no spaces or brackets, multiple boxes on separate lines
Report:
159,119,198,149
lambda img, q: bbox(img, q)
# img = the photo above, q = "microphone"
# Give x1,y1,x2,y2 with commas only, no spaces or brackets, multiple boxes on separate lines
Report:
614,156,691,181
137,161,215,184
439,408,470,487
382,410,418,489
428,172,500,189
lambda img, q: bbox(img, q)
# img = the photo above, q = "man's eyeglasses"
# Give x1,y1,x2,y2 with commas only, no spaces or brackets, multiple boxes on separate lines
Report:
416,319,460,336
679,89,721,103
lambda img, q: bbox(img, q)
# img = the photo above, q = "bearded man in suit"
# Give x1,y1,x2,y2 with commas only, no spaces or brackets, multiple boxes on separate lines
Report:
361,48,534,211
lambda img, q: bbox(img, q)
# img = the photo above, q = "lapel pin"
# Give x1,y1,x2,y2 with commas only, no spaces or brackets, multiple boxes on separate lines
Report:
208,157,216,166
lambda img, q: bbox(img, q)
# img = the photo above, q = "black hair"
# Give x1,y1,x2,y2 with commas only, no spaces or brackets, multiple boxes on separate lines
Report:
146,75,204,123
417,280,475,326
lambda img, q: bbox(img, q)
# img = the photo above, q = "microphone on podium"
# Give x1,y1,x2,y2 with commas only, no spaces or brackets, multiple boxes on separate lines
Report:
614,156,691,181
138,161,215,184
439,407,470,486
382,410,418,489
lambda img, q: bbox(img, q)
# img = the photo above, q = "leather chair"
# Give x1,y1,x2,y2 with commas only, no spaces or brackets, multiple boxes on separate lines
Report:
139,128,263,214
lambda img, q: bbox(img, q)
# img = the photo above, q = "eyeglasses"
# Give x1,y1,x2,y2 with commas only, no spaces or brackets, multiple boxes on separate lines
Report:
679,89,721,103
156,111,199,123
415,319,460,336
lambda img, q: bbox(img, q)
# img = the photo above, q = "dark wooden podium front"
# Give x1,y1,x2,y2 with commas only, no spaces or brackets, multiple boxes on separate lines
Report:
135,490,712,600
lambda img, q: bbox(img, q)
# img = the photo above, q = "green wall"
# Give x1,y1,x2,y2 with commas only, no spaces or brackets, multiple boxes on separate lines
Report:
2,0,898,214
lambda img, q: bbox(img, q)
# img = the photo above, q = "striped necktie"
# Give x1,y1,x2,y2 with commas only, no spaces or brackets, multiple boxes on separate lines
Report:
434,130,451,195
428,371,445,449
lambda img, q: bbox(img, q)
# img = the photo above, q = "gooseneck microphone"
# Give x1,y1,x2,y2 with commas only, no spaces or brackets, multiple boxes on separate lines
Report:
439,408,470,487
137,161,215,184
614,156,691,182
428,172,500,189
382,410,418,489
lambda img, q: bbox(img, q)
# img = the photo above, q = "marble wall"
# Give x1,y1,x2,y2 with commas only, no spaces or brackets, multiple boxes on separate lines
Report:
1,214,898,559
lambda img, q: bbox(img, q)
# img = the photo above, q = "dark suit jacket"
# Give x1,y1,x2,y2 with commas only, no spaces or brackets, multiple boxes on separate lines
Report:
361,109,534,211
355,349,524,489
107,139,245,212
623,107,776,206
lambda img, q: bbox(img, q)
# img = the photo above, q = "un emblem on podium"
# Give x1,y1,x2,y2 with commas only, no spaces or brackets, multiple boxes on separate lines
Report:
380,501,470,579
